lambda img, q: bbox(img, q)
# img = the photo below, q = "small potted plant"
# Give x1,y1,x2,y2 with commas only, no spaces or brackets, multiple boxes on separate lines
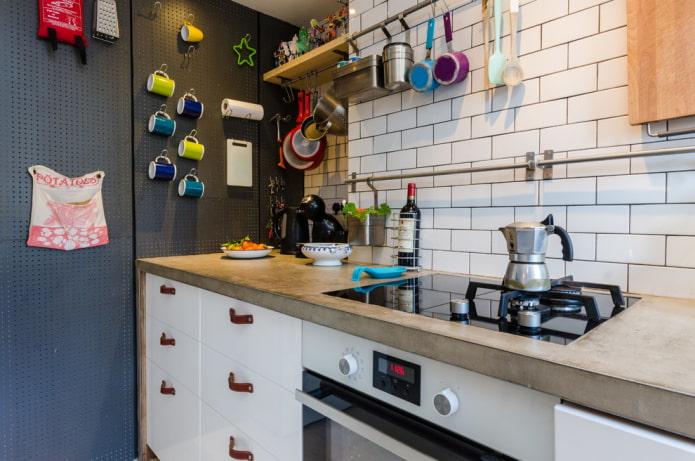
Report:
343,202,391,246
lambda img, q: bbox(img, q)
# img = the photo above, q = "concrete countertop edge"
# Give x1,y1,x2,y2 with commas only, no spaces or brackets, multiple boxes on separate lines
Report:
135,256,695,439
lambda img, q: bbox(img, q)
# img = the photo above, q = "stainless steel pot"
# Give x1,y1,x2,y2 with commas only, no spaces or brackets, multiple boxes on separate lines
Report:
312,90,347,136
383,42,413,91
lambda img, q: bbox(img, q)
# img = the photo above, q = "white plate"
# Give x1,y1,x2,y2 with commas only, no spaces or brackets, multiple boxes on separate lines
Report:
221,246,273,259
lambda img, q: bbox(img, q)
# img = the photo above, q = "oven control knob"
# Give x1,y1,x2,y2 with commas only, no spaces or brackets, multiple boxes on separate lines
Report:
433,388,459,416
338,354,358,376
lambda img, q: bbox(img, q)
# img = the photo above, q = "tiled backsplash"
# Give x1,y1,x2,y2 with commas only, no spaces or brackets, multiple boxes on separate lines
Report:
306,0,695,299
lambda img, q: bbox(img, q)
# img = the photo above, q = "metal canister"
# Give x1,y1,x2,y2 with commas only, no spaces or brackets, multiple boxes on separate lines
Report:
382,42,413,91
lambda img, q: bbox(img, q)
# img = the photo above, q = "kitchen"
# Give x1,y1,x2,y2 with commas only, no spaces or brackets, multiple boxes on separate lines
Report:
2,0,695,460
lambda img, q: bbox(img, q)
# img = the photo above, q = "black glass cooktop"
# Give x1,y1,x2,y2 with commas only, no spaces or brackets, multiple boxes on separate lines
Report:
323,274,640,345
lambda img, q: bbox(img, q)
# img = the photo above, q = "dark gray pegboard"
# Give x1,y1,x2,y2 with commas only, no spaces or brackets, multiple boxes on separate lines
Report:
0,1,135,460
133,0,302,257
133,0,259,257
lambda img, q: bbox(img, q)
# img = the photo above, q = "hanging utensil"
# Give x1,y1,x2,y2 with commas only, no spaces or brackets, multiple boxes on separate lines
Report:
488,0,506,85
433,10,470,85
291,91,325,161
270,114,288,169
409,17,439,92
502,0,524,86
482,0,490,90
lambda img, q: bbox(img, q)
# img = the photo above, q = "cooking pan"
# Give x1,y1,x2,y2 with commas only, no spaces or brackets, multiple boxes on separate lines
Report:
291,91,325,161
409,18,439,93
302,89,347,139
433,11,469,85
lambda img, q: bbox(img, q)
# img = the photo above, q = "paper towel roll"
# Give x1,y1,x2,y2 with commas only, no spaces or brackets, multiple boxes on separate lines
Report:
220,99,264,121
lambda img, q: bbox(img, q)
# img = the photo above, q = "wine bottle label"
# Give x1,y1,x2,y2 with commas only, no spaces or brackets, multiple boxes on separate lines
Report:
398,217,416,250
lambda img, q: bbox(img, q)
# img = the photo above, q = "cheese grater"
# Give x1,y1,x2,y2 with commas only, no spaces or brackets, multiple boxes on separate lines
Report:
92,0,119,43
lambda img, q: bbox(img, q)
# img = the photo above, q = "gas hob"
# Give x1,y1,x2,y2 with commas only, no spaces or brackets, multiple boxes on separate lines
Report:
323,274,640,345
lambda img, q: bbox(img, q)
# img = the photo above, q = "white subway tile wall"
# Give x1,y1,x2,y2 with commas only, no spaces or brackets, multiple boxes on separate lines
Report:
305,0,695,299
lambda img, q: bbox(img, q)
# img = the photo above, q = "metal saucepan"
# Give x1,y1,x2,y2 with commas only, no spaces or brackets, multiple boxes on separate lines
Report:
409,18,439,93
302,89,347,139
433,11,469,85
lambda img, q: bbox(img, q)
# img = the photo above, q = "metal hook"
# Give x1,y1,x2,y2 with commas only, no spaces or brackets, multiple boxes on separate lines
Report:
281,82,294,103
186,13,194,23
159,103,167,112
186,45,195,58
365,177,379,210
188,129,198,137
150,1,161,19
159,63,168,73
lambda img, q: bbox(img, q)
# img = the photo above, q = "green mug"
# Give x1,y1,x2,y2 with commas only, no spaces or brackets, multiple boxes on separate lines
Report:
147,68,175,97
178,131,204,160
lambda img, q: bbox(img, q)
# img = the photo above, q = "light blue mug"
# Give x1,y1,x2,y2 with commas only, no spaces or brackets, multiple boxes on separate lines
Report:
148,105,176,137
178,169,204,198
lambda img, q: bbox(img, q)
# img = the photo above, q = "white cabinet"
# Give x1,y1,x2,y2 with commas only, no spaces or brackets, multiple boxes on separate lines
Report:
555,403,695,461
142,274,302,461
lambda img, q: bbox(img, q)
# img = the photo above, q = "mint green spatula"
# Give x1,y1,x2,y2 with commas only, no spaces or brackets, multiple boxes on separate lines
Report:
488,0,506,85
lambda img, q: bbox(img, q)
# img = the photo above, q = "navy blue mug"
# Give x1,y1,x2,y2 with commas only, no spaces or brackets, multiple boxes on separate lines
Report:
177,91,204,119
148,152,176,181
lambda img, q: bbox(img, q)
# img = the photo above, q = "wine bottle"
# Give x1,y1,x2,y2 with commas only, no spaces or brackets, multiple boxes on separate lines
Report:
397,183,421,267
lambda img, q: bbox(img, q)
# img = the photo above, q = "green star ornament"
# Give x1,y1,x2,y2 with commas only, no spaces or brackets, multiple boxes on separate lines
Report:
233,35,257,67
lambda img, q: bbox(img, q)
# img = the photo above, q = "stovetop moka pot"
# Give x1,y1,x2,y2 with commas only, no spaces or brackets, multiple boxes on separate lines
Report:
499,214,573,292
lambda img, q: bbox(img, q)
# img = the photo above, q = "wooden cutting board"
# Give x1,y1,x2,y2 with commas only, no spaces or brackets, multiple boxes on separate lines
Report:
627,1,695,125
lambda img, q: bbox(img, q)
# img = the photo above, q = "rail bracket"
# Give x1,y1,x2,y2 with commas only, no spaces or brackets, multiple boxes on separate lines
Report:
542,150,554,179
525,152,535,180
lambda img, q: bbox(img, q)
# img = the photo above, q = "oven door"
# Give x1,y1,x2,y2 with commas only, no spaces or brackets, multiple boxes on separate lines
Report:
297,370,511,461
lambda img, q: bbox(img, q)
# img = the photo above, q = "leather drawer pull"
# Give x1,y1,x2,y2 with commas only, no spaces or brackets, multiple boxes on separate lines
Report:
228,372,253,393
229,436,253,460
159,332,176,346
160,285,176,295
160,380,175,395
229,308,253,324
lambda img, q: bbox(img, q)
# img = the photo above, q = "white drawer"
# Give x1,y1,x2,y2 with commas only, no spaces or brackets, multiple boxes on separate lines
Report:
200,344,301,461
200,290,301,389
200,402,279,461
146,274,200,340
147,315,200,396
147,359,200,461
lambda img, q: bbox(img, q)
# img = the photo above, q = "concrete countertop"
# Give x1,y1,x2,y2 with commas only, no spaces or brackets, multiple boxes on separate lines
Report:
136,250,695,439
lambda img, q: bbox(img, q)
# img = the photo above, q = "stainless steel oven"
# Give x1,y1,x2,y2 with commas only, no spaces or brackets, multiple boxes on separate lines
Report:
299,322,560,461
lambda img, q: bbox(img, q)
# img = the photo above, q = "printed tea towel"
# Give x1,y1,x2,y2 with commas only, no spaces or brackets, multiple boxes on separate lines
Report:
27,165,109,250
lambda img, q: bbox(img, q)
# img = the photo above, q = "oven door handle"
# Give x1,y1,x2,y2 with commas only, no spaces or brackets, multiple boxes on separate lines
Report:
295,389,437,461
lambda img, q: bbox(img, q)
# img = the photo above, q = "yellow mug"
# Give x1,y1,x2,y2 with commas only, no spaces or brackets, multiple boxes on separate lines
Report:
181,22,204,42
147,69,175,97
178,131,204,160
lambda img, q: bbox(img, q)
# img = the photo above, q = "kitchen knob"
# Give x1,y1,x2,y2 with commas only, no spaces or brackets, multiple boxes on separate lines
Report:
338,354,358,376
433,388,459,416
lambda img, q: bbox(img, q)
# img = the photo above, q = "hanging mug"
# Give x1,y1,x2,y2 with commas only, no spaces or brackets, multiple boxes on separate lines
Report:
148,104,176,137
147,64,175,97
177,90,204,119
178,169,204,198
178,129,204,160
148,151,177,181
181,17,204,42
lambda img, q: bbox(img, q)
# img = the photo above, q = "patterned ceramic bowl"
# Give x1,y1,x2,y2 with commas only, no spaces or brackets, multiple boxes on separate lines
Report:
301,243,353,266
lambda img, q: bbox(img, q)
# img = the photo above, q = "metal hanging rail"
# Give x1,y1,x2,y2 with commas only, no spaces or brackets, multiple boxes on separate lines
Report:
347,0,438,53
345,145,695,185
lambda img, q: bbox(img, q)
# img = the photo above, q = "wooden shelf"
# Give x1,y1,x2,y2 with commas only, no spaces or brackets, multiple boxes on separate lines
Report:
263,35,350,88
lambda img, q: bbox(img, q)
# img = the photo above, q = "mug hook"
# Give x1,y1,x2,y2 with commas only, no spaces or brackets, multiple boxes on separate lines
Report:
188,129,198,137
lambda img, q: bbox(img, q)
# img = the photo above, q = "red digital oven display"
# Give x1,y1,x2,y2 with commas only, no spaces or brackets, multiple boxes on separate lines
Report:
376,354,417,384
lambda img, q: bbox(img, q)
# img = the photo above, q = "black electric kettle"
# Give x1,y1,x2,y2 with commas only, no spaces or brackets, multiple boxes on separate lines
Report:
272,206,310,255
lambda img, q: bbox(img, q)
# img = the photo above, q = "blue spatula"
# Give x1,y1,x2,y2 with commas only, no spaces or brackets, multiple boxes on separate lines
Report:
352,266,408,281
